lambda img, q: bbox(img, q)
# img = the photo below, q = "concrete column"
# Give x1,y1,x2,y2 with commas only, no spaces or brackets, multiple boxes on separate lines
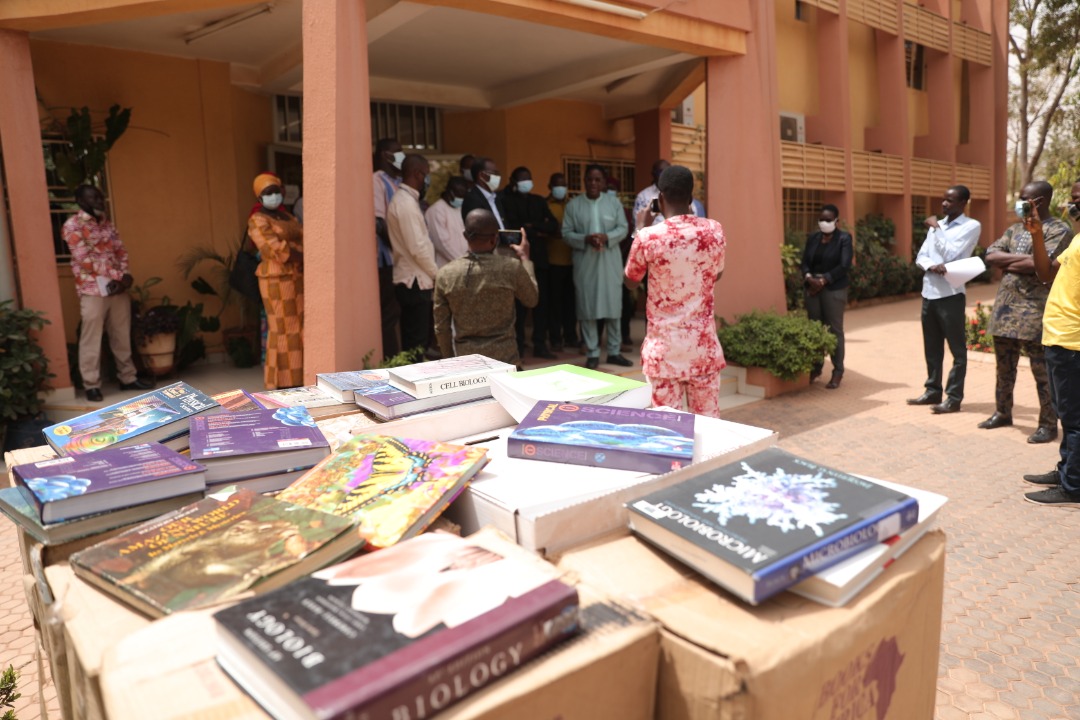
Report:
633,109,672,192
302,0,378,380
705,0,786,320
913,48,957,163
809,3,854,235
0,29,72,393
990,0,1008,239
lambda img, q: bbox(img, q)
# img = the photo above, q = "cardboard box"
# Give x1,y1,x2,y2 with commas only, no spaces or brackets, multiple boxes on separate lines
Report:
556,530,946,720
446,415,777,556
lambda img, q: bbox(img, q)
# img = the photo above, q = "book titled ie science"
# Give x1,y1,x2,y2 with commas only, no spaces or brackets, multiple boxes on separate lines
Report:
626,448,919,605
508,401,695,474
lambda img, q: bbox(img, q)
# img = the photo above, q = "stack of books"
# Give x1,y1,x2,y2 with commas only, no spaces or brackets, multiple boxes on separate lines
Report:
490,364,651,422
43,381,218,455
188,407,332,494
626,448,930,606
213,528,580,720
252,385,360,420
353,355,515,421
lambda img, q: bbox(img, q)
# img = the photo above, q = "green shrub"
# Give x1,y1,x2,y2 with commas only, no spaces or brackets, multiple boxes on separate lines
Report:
0,301,53,422
780,242,805,311
717,310,837,381
966,301,994,353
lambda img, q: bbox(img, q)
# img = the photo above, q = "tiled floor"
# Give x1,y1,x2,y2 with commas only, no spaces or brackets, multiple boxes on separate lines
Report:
4,283,1080,719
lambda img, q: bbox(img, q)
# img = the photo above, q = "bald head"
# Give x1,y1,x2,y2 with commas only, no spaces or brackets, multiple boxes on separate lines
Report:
464,209,500,251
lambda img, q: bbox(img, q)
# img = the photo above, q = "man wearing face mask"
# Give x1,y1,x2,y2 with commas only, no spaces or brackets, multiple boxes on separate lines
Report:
546,173,578,353
459,154,476,189
63,184,153,402
426,176,469,268
908,185,982,414
503,167,559,359
387,154,439,355
980,181,1072,443
434,209,538,366
460,157,507,230
373,138,404,357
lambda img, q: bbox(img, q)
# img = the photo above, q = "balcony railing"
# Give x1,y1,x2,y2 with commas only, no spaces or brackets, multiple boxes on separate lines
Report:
780,141,846,192
903,3,950,53
952,22,992,66
799,0,840,13
910,158,955,196
955,163,991,200
847,0,900,34
851,150,905,194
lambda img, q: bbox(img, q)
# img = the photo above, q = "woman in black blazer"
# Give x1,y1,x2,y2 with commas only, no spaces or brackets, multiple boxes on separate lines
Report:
801,204,854,389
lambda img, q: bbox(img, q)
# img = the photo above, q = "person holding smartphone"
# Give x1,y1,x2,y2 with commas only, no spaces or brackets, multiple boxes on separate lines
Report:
981,181,1072,443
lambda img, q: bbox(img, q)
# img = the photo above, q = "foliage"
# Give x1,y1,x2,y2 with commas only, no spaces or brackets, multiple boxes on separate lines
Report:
174,302,219,371
175,244,238,314
226,334,258,368
854,214,896,259
966,302,995,353
1008,0,1080,189
49,104,132,190
1048,159,1080,219
780,242,805,311
0,302,53,422
1,664,20,720
848,254,923,301
717,310,837,381
133,305,180,344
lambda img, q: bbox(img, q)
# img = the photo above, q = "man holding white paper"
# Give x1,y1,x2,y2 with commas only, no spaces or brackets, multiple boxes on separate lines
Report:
908,185,981,414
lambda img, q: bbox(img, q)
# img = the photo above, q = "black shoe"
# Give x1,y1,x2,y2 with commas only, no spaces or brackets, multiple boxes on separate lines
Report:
585,357,600,370
119,377,154,391
1023,470,1059,486
931,398,961,414
1028,427,1058,444
825,371,843,389
533,347,557,360
810,367,822,383
85,388,103,402
606,355,634,367
551,342,564,353
977,412,1012,429
1024,487,1080,507
907,391,942,406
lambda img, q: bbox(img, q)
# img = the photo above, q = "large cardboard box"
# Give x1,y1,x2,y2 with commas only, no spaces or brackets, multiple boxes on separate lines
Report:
556,530,946,720
446,415,777,556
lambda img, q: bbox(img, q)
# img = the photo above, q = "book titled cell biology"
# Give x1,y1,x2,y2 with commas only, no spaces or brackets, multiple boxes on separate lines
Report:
387,354,515,399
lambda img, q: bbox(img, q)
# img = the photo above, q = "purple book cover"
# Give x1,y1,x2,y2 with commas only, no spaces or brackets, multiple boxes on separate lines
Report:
508,401,695,474
12,443,204,511
189,407,329,460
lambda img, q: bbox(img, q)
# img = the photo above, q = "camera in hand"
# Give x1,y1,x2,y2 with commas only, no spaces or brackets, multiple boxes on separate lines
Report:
1020,200,1033,218
649,198,660,214
499,229,523,246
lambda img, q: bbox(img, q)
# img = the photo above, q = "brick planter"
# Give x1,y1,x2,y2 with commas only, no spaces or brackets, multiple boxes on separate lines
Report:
741,366,810,398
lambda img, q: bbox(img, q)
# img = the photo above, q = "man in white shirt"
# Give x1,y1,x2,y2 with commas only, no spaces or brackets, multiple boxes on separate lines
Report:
632,159,670,230
426,176,468,267
388,154,438,354
908,185,982,414
373,137,404,357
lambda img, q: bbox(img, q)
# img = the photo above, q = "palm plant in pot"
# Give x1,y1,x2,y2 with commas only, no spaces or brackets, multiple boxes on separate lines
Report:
175,243,260,368
130,277,180,377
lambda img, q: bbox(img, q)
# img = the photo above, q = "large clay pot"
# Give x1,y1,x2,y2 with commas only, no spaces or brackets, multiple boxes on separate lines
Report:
741,366,810,399
136,332,177,377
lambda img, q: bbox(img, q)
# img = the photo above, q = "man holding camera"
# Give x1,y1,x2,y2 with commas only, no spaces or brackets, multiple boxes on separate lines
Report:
980,181,1072,443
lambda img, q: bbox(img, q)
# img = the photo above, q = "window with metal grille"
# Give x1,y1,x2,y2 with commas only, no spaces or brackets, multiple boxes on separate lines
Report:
782,187,824,236
905,41,926,91
38,136,114,264
561,157,635,203
370,102,441,152
274,94,303,146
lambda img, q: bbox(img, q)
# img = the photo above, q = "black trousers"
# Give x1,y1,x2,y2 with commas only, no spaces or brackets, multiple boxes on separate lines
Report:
379,265,400,357
921,294,967,401
546,264,577,347
395,280,432,355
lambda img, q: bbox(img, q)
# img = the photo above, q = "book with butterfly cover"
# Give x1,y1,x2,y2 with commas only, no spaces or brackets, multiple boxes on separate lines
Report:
69,487,357,618
276,435,489,550
42,381,218,456
213,528,580,720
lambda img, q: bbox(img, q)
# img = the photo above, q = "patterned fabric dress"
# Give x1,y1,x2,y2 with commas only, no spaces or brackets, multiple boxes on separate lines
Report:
625,215,726,416
247,210,304,389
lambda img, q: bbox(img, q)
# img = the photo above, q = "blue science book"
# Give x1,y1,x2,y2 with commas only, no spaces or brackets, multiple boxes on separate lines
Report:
507,401,695,474
626,447,920,605
42,382,218,456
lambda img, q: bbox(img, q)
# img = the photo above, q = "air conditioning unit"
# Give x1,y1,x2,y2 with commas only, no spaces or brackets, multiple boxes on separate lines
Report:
779,112,806,143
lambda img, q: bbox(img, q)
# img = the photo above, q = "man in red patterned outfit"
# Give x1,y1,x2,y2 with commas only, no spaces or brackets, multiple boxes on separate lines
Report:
624,165,726,417
63,184,152,402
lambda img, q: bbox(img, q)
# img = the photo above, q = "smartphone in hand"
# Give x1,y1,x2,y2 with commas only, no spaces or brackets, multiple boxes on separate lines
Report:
649,198,660,213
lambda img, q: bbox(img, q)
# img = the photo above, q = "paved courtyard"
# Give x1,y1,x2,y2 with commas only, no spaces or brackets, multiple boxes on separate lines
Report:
2,281,1079,719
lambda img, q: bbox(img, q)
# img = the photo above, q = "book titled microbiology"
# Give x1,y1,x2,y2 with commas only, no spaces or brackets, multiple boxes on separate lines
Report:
507,401,695,474
626,448,919,605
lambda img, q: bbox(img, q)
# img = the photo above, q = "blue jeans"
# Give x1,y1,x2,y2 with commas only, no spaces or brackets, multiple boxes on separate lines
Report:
1045,344,1080,495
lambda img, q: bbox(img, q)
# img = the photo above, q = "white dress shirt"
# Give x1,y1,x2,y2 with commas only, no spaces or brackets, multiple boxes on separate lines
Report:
916,213,981,299
388,184,438,290
425,199,467,268
477,184,506,228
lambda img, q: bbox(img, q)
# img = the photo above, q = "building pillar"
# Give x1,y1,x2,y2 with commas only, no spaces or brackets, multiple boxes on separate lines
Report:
633,109,672,192
913,48,957,163
0,29,72,393
809,3,855,236
302,0,378,379
990,0,1008,239
705,0,786,320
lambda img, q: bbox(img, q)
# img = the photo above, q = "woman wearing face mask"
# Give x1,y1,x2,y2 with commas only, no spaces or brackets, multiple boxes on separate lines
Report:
801,204,853,389
248,172,304,389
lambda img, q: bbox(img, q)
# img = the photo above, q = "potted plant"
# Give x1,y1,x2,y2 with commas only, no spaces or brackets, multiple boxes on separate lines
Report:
717,310,837,398
0,301,54,450
130,277,179,377
175,243,258,367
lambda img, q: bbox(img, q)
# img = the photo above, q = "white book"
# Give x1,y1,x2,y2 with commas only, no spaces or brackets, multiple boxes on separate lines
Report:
386,354,515,398
489,364,651,423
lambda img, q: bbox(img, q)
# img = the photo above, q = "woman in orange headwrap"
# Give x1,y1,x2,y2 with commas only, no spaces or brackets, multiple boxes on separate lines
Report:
248,173,304,389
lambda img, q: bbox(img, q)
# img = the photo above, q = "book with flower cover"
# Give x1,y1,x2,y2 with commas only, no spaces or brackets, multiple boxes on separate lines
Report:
508,401,695,474
43,382,218,456
276,435,489,550
211,388,269,414
11,443,206,524
69,487,358,618
213,529,580,720
189,407,331,488
386,354,515,398
626,448,919,605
